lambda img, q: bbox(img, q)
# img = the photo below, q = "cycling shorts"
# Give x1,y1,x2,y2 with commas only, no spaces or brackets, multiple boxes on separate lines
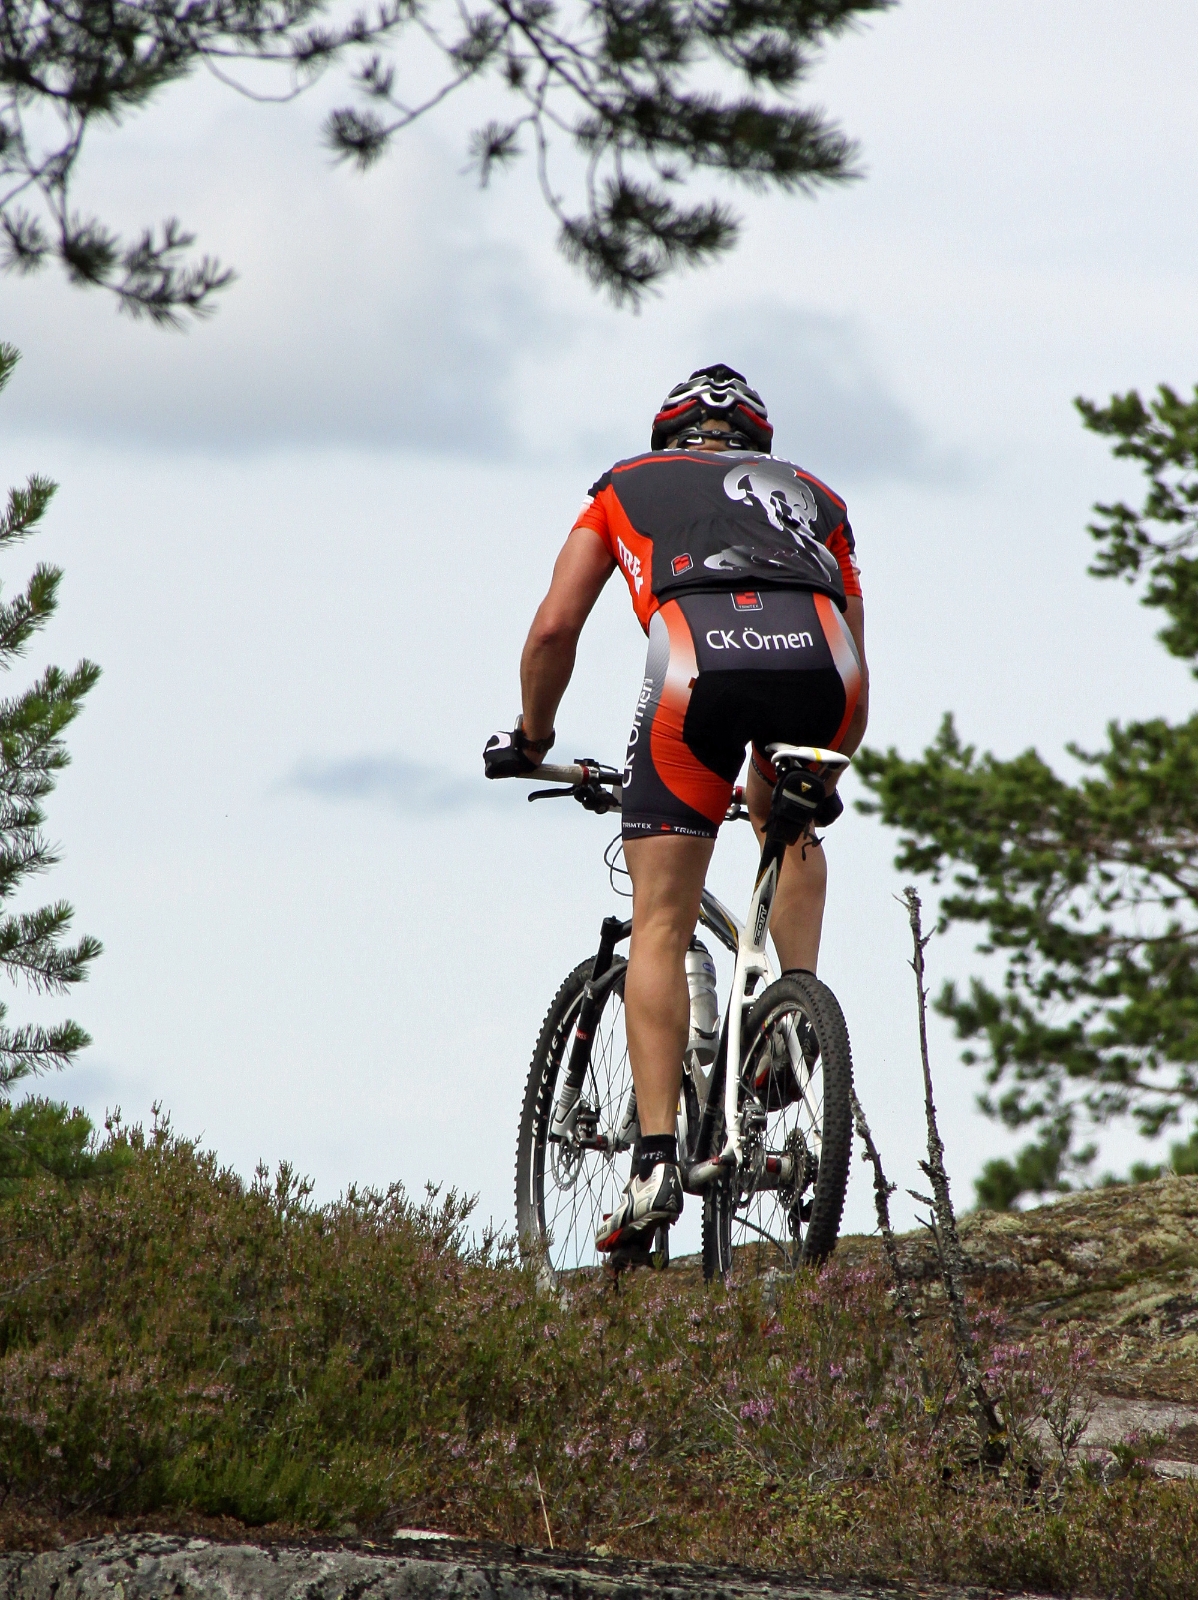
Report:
620,587,862,841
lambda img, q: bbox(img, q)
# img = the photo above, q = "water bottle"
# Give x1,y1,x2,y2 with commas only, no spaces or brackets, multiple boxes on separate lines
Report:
685,939,719,1066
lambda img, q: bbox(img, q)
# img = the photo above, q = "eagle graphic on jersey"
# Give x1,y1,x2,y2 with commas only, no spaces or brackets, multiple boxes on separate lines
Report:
702,459,841,589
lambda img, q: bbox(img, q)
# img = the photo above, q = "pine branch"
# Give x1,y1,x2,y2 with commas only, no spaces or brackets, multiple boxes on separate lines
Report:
0,479,57,549
2,0,892,314
0,1017,92,1095
0,562,63,658
559,179,737,302
0,836,58,900
857,702,1198,1172
0,1095,128,1193
0,905,101,993
0,349,102,1131
0,662,103,779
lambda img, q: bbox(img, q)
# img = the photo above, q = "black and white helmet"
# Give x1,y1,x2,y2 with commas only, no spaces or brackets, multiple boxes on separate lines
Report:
651,363,773,454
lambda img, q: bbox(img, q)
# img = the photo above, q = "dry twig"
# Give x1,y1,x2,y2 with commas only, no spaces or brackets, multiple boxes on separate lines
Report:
533,1465,554,1549
903,886,1006,1457
850,1088,934,1398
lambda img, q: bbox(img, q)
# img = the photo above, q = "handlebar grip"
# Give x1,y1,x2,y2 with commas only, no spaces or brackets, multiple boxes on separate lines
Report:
514,762,593,785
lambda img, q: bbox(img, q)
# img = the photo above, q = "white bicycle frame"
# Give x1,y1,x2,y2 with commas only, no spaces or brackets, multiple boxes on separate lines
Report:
517,743,850,1182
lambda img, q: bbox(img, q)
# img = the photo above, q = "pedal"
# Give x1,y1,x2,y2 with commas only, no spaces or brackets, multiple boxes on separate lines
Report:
605,1242,653,1274
650,1222,670,1270
604,1224,671,1274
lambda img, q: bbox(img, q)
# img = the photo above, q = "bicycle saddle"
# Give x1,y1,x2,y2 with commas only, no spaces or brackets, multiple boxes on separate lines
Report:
763,743,851,768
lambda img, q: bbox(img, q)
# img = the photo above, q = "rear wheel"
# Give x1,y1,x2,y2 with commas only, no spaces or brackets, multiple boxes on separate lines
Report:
702,970,853,1282
515,958,635,1278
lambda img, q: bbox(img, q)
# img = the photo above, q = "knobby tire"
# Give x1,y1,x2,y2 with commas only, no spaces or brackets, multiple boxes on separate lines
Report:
702,969,854,1282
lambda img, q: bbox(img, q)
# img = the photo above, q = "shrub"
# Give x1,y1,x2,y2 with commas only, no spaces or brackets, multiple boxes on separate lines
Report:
1,1118,1195,1598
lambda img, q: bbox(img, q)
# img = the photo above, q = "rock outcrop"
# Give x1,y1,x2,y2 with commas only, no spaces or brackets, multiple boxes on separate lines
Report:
0,1532,1059,1600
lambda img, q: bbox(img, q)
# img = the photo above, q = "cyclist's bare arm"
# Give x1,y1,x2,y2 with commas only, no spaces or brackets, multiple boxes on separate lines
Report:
519,526,616,753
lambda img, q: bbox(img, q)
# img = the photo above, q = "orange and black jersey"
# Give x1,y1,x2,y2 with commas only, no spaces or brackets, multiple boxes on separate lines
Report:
574,449,861,634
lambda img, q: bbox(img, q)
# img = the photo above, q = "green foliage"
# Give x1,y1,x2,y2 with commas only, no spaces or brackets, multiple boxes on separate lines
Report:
973,1120,1077,1212
0,1,892,319
857,384,1198,1208
1078,384,1198,666
0,345,102,1181
978,1125,1198,1209
0,1099,130,1197
3,1124,1197,1597
1172,1128,1198,1175
1095,1128,1198,1190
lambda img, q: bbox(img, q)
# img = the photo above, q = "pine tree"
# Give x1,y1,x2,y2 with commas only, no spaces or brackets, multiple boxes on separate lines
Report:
0,342,106,1190
856,383,1198,1207
0,1,893,320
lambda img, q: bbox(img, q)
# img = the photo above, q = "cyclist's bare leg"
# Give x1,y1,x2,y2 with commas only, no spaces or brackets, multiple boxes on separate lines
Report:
746,760,827,974
623,834,716,1137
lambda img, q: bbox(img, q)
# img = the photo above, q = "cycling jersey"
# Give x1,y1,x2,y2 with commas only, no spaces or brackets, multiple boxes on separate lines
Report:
620,588,862,840
574,450,861,633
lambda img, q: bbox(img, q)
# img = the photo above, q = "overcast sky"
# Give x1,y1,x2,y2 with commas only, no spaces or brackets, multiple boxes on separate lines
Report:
3,0,1197,1245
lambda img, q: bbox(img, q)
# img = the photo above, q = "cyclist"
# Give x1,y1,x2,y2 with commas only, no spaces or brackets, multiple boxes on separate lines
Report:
485,365,868,1252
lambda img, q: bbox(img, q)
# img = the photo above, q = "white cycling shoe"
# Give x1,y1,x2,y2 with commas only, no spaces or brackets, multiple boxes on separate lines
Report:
595,1162,684,1252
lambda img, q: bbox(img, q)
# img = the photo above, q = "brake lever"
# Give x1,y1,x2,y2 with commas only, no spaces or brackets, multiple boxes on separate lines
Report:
527,787,574,803
573,781,617,815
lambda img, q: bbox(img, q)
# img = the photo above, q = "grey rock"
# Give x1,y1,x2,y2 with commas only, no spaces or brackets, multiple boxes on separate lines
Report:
0,1533,1070,1600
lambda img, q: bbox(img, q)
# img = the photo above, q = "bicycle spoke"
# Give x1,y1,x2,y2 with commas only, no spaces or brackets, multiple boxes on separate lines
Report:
728,994,831,1276
734,1210,792,1259
536,981,633,1273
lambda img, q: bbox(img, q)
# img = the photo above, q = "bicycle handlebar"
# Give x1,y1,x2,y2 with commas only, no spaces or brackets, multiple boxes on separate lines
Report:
517,761,610,786
515,745,849,785
512,764,748,822
507,747,848,823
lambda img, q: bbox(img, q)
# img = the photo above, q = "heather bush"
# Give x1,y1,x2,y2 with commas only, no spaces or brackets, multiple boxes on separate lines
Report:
1,1118,1195,1597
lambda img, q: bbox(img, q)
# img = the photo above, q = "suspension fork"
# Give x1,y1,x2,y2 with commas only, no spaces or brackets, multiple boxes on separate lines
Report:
552,915,631,1135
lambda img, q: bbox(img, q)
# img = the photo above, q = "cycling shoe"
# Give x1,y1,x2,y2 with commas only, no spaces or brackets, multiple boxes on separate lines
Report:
595,1162,683,1251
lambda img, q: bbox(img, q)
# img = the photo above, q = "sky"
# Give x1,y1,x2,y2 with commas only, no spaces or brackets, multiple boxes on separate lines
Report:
2,0,1197,1248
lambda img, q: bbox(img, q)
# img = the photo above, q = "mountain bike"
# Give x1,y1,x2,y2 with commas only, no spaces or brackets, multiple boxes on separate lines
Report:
508,745,855,1284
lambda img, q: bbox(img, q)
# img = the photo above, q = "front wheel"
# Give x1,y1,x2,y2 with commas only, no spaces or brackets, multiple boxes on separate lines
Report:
515,957,635,1277
703,970,854,1282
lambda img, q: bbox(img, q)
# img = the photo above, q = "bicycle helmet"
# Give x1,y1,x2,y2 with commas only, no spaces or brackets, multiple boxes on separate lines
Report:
651,363,773,454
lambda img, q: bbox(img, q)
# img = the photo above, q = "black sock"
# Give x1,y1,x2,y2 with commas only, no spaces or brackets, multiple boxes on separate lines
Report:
637,1134,677,1180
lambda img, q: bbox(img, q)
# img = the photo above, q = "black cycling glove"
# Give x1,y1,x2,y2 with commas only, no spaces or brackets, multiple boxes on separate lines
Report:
484,730,536,778
483,717,555,779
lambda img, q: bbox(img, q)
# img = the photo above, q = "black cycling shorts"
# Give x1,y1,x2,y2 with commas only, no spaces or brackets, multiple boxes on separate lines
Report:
620,587,862,841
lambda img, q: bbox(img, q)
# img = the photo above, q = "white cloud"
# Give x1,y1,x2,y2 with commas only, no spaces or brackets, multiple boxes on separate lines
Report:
3,87,573,457
286,754,488,812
